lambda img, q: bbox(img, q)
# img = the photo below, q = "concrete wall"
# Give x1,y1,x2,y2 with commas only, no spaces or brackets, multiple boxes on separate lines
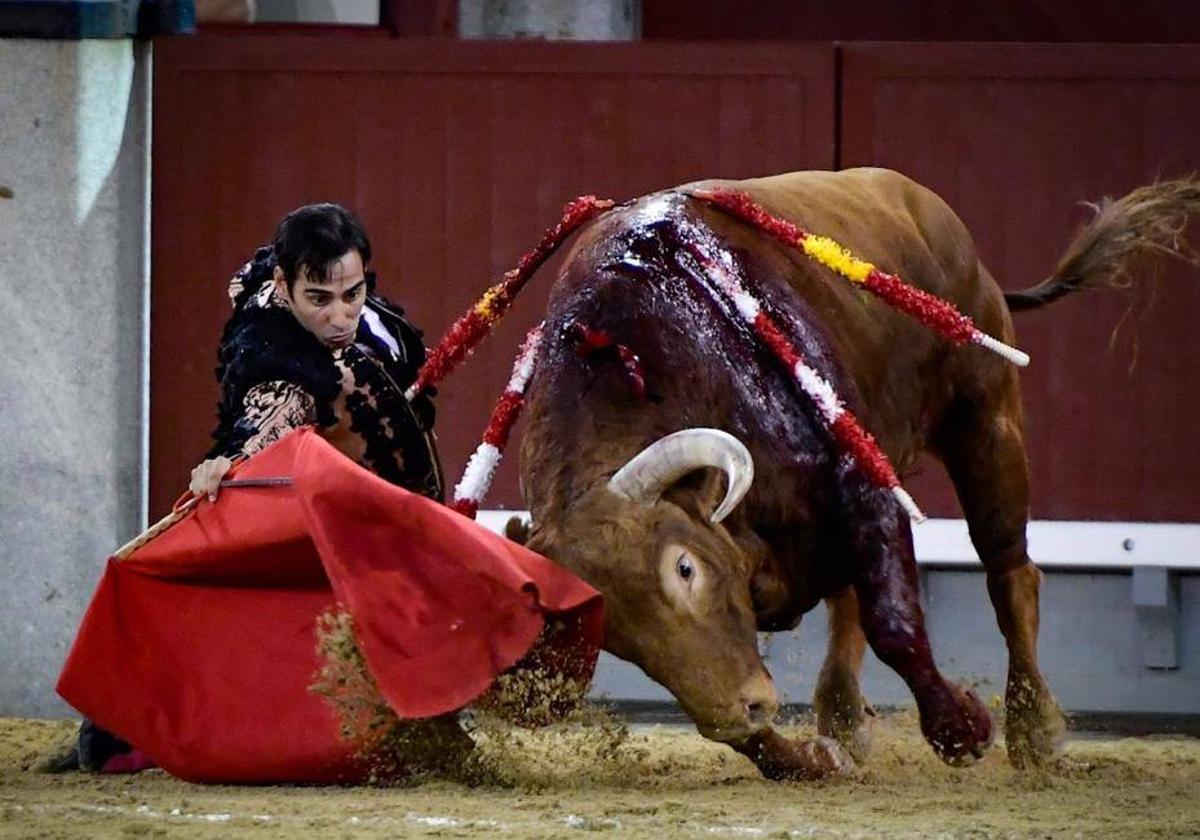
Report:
0,39,149,717
590,569,1200,716
460,0,640,39
255,0,380,25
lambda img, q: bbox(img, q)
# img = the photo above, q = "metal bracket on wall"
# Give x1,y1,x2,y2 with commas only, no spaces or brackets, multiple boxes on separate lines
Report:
1132,566,1180,670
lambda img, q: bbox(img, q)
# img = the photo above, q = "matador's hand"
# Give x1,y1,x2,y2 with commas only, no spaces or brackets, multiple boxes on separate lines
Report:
189,456,234,502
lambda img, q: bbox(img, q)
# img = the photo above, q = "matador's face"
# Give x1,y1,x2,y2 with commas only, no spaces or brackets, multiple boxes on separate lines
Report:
274,249,368,349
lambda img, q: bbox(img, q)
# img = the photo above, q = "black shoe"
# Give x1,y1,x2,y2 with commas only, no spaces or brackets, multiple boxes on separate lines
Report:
77,719,133,773
32,732,80,773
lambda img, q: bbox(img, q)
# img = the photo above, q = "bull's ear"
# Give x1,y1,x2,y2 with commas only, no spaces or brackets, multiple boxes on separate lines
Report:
504,516,531,546
662,467,734,523
749,549,801,629
751,566,797,628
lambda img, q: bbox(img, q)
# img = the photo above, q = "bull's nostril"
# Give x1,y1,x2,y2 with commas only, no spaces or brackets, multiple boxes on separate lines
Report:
745,701,770,723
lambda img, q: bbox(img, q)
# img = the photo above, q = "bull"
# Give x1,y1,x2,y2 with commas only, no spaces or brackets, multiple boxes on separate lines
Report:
516,168,1198,779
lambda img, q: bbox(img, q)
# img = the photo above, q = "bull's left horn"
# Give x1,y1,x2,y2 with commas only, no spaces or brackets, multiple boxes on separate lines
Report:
607,428,754,523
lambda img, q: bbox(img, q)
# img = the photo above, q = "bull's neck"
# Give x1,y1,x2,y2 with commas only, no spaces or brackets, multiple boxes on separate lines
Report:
521,191,859,524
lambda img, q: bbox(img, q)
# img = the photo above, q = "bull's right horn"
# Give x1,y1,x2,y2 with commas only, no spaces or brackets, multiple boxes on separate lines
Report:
607,428,754,523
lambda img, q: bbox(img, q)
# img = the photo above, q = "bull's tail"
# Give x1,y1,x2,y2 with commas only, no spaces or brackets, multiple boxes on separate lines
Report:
1004,178,1200,313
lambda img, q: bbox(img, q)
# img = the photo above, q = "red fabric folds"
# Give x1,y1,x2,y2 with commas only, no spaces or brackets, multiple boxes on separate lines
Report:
57,429,603,784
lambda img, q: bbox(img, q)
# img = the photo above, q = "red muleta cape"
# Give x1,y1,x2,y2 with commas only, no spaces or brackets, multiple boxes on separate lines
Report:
57,429,603,784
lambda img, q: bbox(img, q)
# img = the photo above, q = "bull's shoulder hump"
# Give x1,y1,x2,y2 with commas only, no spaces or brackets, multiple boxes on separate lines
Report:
697,167,905,194
681,169,944,226
751,169,972,249
741,169,939,210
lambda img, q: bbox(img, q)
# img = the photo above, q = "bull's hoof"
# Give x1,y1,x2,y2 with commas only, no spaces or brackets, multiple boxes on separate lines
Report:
814,666,874,764
818,713,872,766
1004,676,1066,769
734,728,855,781
920,683,995,766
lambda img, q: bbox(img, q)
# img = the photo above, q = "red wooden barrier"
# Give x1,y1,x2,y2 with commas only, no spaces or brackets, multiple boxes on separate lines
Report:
151,37,1199,522
150,37,835,517
841,43,1200,520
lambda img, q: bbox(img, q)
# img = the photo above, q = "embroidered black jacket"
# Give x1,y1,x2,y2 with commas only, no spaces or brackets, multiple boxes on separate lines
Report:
207,247,444,501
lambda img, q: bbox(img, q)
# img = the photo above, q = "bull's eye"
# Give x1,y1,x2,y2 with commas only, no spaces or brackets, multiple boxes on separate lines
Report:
676,554,694,582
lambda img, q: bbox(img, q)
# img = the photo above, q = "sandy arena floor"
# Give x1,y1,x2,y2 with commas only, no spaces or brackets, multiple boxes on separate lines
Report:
3,711,1199,839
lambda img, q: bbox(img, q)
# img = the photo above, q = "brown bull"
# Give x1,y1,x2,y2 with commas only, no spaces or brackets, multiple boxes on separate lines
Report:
518,168,1198,780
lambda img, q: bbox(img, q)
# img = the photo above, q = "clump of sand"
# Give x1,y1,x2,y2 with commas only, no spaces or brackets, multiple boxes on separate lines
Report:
310,608,626,787
1,717,78,774
311,608,473,783
472,616,594,727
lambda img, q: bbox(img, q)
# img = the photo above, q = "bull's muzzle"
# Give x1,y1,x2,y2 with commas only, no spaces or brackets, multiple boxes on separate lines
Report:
694,670,779,743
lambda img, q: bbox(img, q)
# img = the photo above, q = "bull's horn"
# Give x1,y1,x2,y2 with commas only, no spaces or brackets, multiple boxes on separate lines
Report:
607,428,754,523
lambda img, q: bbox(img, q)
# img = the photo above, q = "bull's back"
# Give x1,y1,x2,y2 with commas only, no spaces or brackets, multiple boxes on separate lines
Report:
525,169,1015,514
699,168,1004,323
688,168,1016,459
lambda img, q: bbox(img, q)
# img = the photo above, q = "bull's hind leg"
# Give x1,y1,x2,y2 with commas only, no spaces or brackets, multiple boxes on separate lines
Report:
813,587,873,762
936,395,1065,768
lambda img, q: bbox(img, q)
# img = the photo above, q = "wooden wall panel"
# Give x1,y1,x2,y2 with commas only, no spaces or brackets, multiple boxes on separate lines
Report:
150,37,835,517
153,36,1200,524
841,44,1200,521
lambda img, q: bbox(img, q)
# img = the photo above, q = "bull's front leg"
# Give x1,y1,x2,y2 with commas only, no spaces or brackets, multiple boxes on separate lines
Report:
838,470,993,764
730,728,852,781
813,587,874,762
